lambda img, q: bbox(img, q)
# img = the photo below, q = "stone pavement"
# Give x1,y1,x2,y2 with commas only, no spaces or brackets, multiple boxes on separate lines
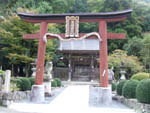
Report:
1,85,136,113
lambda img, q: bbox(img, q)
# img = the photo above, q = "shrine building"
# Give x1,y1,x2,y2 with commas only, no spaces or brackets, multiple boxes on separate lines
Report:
54,39,100,81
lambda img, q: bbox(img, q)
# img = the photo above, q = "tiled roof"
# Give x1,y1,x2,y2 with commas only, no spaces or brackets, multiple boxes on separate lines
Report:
57,39,100,51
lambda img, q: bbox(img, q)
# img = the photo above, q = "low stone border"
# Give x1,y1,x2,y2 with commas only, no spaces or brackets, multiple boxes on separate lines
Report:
0,91,31,107
113,94,150,113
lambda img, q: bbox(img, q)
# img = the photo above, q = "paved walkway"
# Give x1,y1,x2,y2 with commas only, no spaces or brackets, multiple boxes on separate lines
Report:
1,85,136,113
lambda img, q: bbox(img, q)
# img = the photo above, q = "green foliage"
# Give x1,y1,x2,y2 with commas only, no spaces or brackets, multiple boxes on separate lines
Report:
0,70,5,74
28,77,35,86
54,78,62,87
131,72,150,81
0,15,59,76
16,77,31,91
140,35,150,72
136,79,150,103
124,36,143,56
112,82,117,91
122,80,139,98
108,49,143,80
117,80,127,96
51,80,57,87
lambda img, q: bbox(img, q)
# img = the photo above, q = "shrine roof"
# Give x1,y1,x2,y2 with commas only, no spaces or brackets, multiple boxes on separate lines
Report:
18,9,132,23
57,39,99,54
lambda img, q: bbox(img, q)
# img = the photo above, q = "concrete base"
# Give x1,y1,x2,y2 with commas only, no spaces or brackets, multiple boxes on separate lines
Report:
2,100,12,107
89,85,112,106
31,85,44,103
43,82,51,94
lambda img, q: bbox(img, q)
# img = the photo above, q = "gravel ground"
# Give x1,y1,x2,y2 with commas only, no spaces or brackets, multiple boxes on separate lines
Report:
0,85,136,113
0,87,65,113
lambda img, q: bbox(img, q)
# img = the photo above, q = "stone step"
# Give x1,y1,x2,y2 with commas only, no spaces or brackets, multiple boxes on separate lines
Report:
62,81,99,86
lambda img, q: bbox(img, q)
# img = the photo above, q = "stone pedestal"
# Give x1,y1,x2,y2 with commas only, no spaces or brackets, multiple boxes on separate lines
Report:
89,85,112,106
43,82,51,94
31,85,44,103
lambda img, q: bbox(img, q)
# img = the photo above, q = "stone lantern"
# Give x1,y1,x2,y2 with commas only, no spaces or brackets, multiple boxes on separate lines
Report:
31,59,37,77
120,61,126,80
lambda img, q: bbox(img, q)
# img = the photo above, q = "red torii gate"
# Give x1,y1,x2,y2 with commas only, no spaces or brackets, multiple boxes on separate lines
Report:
18,9,132,102
18,9,132,87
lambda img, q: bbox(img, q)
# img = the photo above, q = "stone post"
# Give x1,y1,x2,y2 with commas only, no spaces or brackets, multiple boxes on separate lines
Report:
68,54,72,81
4,70,11,93
44,61,53,94
0,74,2,91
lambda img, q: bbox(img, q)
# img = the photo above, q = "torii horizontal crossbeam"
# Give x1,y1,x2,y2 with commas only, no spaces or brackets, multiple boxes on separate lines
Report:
23,32,126,40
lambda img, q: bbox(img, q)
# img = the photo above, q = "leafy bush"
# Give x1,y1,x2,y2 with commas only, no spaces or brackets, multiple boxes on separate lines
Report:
131,72,150,81
122,80,139,98
51,80,57,87
10,77,20,91
0,70,5,74
16,78,31,91
112,82,116,91
108,49,143,80
117,80,127,95
54,78,62,87
28,77,35,86
136,79,150,103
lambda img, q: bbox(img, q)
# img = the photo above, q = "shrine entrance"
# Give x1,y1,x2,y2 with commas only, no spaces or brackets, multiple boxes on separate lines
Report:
18,9,132,103
55,39,100,81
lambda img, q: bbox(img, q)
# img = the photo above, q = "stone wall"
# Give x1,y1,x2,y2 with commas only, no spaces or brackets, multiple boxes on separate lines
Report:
0,91,31,107
113,95,150,113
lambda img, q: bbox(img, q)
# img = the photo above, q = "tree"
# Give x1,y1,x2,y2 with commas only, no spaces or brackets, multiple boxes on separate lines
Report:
0,15,37,76
140,34,150,72
124,36,143,57
108,49,143,80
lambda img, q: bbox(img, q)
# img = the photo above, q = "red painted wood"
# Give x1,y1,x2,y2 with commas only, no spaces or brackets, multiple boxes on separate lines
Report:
22,16,126,23
107,32,126,39
99,21,109,87
23,32,126,40
23,33,40,39
35,22,48,85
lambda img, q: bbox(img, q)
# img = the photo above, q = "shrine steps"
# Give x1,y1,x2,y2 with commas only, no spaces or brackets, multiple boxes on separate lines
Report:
62,81,99,86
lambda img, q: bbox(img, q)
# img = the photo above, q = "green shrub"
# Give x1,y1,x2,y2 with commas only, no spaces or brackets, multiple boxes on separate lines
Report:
0,70,5,74
108,49,143,80
136,79,150,103
131,72,150,81
112,82,117,91
117,80,127,95
10,77,20,91
51,80,57,87
54,78,62,87
122,80,139,99
16,78,31,91
28,77,35,86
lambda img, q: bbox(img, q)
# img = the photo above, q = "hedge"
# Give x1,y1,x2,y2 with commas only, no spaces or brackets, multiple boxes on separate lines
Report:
136,79,150,103
117,80,127,95
131,72,150,81
122,80,139,99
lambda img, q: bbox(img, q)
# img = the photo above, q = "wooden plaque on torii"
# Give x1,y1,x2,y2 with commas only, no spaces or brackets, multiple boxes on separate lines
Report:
18,9,132,87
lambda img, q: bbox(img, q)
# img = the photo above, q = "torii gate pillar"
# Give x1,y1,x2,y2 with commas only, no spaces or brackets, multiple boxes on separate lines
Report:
99,21,108,87
31,22,48,103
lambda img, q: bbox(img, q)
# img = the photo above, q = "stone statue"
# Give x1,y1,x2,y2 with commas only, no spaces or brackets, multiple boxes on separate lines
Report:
108,67,114,84
44,61,53,81
44,61,53,94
